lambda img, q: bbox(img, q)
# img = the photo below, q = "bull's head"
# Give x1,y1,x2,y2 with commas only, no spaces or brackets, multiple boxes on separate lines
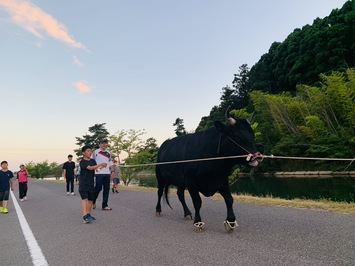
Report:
214,109,260,167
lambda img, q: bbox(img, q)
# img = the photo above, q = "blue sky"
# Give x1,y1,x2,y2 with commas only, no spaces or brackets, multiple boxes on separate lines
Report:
0,0,347,170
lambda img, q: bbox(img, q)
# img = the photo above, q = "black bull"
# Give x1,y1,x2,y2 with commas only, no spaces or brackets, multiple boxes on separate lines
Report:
155,118,260,231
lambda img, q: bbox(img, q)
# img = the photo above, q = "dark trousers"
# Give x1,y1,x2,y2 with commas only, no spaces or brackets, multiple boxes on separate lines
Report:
66,176,74,192
19,182,28,199
93,174,110,208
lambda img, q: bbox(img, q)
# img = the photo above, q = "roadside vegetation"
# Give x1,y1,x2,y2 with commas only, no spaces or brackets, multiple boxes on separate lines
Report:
117,185,355,214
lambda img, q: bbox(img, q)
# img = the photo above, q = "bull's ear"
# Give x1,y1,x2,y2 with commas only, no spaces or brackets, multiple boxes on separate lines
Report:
214,121,227,133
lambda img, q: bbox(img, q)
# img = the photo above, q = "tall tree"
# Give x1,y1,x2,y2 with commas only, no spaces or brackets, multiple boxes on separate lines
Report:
173,118,187,137
232,64,251,101
74,123,110,158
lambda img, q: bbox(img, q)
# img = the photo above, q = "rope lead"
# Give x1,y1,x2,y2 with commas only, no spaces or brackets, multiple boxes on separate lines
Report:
121,154,355,168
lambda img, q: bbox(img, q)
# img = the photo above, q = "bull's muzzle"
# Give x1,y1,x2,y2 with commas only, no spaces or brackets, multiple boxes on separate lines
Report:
246,152,262,167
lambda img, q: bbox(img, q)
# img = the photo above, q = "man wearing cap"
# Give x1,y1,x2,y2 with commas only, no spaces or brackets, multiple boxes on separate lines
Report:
92,138,114,210
62,154,76,195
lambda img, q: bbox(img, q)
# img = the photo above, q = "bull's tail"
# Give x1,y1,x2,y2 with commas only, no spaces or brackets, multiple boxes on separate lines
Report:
164,184,173,210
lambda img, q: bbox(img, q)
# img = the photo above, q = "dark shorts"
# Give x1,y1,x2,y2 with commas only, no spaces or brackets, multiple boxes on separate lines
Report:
113,178,120,184
0,190,10,201
79,189,95,201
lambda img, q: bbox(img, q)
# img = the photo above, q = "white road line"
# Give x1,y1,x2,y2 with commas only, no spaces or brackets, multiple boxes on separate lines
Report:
10,191,49,266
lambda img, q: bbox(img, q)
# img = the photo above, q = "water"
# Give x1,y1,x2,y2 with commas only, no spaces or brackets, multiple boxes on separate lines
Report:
230,175,354,202
137,175,355,202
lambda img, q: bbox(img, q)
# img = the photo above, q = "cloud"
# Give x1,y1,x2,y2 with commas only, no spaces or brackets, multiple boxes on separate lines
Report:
0,0,86,49
74,80,92,94
72,56,84,67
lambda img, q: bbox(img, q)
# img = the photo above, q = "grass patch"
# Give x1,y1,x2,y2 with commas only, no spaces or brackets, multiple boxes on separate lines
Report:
122,185,355,214
211,193,355,214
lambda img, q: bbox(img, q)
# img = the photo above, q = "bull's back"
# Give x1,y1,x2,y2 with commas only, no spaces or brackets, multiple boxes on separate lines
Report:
157,129,218,162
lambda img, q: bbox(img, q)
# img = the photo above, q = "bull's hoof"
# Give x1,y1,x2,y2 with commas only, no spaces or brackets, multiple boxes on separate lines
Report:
156,212,162,217
184,214,193,220
224,220,238,233
194,222,205,232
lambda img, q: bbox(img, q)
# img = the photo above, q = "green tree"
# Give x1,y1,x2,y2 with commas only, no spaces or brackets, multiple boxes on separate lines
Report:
173,118,187,137
109,129,146,185
232,64,251,103
250,69,355,171
26,161,59,179
137,137,159,172
74,123,110,158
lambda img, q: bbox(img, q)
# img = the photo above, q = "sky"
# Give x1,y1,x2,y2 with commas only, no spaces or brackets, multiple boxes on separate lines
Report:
0,0,348,171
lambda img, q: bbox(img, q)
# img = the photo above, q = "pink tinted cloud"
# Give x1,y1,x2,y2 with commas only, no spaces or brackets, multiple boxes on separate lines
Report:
0,0,85,49
75,80,92,94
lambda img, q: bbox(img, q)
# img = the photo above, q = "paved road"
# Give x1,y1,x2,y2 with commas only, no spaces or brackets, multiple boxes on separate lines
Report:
1,179,354,266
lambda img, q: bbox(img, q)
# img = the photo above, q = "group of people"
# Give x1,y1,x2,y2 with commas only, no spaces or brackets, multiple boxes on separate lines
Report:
0,138,121,224
62,138,121,223
0,161,29,214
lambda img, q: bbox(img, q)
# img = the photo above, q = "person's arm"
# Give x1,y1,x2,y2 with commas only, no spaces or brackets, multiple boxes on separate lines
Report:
110,166,115,180
10,172,14,191
87,162,107,171
62,163,66,179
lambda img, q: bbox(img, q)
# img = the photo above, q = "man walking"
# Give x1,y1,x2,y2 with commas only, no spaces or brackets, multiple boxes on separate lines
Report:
62,154,76,195
92,138,114,210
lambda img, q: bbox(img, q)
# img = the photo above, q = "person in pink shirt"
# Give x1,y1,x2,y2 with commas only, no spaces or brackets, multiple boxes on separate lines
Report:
17,164,29,202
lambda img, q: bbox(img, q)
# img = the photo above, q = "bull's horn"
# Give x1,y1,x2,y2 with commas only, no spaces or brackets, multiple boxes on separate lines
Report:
225,106,231,119
247,112,254,124
228,117,236,125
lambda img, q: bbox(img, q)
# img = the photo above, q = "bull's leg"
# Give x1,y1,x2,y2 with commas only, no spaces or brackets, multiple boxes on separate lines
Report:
218,181,238,233
155,182,164,216
177,186,192,220
188,189,205,231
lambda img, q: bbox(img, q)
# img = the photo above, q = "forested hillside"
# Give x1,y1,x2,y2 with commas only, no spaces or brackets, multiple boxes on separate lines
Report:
196,0,355,172
249,0,354,94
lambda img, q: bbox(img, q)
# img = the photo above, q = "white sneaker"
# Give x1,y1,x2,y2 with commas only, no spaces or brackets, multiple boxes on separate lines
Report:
24,196,28,201
20,199,24,202
70,192,75,196
67,192,70,195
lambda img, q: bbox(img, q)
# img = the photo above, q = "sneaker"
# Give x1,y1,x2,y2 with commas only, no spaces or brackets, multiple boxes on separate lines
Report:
21,199,24,202
115,190,119,193
88,214,96,220
83,214,92,224
67,192,70,195
70,192,75,196
112,188,114,193
24,196,28,201
2,208,8,214
0,207,3,212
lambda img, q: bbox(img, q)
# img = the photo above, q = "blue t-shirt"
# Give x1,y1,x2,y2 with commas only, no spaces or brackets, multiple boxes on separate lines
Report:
0,170,14,191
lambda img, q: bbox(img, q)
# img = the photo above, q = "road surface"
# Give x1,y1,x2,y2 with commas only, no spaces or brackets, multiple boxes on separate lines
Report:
1,179,354,266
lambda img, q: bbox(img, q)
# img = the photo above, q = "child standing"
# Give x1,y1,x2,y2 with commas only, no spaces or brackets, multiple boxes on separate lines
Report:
112,159,121,193
17,164,29,202
0,161,14,214
79,146,107,224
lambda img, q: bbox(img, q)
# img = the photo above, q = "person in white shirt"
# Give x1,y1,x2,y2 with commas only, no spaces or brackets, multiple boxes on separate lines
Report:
91,138,114,210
